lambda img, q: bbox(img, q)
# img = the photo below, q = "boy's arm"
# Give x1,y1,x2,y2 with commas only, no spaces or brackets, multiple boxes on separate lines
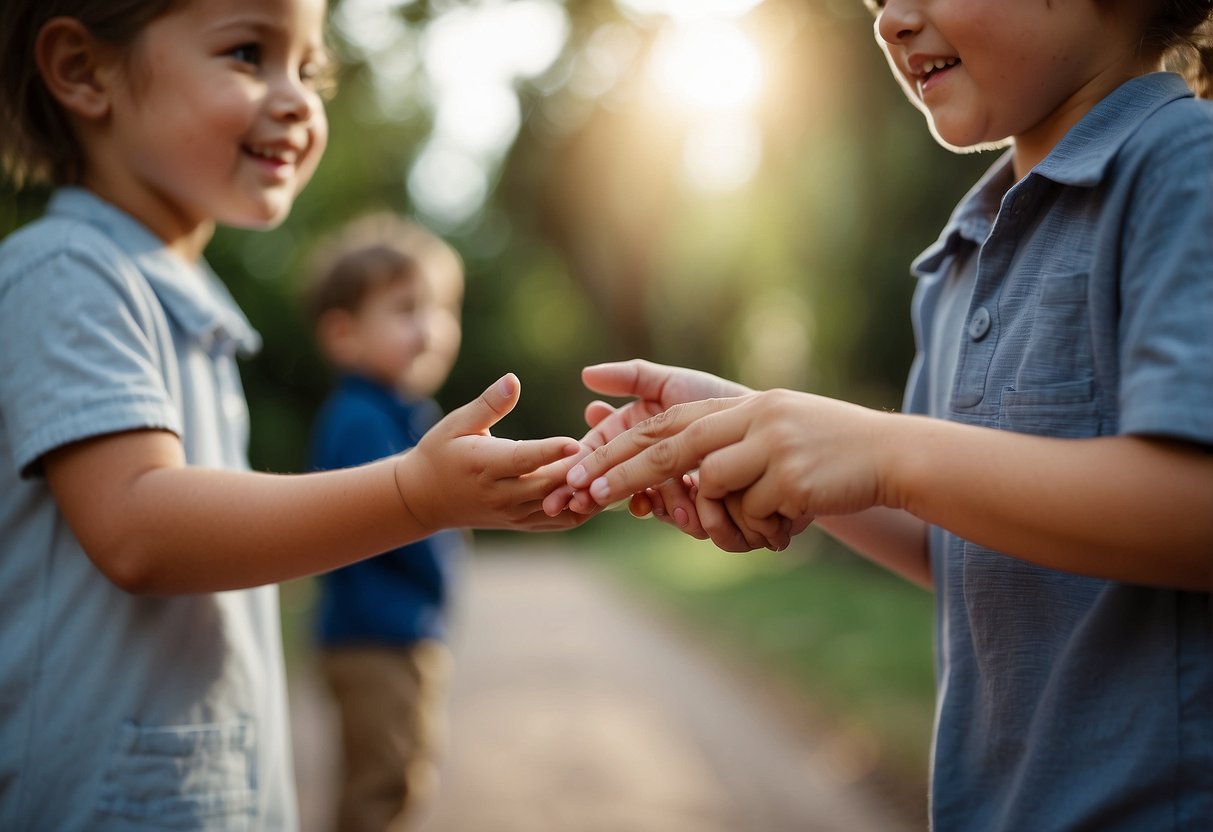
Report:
570,390,1213,591
44,374,584,594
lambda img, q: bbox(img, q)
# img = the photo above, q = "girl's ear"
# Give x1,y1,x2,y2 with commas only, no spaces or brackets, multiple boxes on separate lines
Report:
35,17,115,121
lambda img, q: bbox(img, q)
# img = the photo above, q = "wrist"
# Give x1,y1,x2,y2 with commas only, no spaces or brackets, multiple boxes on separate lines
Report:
391,453,434,534
873,411,924,513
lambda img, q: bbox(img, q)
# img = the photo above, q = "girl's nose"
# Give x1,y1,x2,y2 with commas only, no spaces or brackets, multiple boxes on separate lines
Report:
270,73,315,122
876,0,926,45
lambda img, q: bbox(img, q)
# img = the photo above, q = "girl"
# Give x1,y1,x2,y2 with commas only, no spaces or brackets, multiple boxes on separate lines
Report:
559,0,1213,828
0,0,586,828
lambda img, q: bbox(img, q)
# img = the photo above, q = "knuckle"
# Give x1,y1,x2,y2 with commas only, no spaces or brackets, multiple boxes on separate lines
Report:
646,440,682,477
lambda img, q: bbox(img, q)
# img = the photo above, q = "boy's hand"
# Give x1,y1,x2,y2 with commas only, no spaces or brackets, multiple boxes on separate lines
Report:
567,389,881,549
396,374,588,532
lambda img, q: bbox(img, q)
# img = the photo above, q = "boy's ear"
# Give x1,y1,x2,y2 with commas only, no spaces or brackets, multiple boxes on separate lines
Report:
316,309,358,367
35,17,116,121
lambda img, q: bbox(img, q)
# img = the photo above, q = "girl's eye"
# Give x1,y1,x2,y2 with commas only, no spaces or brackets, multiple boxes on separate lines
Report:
301,58,338,99
230,43,261,66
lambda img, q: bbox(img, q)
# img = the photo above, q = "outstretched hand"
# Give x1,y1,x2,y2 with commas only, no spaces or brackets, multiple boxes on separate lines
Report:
567,388,891,548
397,373,589,532
540,359,751,525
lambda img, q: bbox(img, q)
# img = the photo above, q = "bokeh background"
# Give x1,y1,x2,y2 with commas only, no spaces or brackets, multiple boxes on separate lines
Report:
1,0,1000,819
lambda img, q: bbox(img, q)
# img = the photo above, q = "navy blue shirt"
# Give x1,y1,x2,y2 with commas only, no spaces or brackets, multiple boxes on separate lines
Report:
905,74,1213,830
309,374,463,646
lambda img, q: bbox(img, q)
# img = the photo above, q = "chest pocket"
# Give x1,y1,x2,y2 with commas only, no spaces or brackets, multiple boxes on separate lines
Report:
1000,271,1100,438
94,719,257,830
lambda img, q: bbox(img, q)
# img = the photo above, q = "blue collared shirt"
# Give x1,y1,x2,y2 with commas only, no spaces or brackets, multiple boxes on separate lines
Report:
309,374,463,646
0,189,296,830
904,72,1213,830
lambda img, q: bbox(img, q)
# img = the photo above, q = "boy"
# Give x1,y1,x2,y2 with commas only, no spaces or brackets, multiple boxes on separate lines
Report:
304,214,466,832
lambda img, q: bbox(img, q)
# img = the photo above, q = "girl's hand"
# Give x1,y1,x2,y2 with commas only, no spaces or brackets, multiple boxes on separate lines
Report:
567,389,893,536
397,374,588,532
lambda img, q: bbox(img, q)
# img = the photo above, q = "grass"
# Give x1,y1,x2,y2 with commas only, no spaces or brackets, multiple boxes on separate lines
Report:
570,514,936,803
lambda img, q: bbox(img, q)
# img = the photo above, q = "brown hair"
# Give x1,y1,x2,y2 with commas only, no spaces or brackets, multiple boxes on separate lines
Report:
0,0,183,187
1151,0,1213,97
303,213,464,331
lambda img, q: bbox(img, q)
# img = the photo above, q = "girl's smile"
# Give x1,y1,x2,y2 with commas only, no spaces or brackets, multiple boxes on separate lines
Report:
82,0,330,259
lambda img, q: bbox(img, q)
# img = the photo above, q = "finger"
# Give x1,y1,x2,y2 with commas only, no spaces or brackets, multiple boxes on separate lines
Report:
579,399,665,451
542,484,577,517
697,441,769,500
441,374,520,437
568,399,749,503
629,491,654,518
487,435,581,479
653,478,706,538
584,400,616,429
695,494,753,552
568,489,600,514
647,486,667,518
581,359,676,402
724,492,771,551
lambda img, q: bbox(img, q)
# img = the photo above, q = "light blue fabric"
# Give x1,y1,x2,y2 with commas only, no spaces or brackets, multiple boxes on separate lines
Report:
904,73,1213,831
0,189,296,830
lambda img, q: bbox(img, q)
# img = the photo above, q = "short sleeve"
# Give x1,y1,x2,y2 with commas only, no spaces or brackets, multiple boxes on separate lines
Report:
0,229,182,476
1117,117,1213,446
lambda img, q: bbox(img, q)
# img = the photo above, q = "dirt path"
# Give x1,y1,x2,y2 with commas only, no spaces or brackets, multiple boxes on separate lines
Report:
289,543,919,832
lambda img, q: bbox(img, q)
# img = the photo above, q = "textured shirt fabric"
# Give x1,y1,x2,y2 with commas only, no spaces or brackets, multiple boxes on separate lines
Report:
309,374,463,646
903,72,1213,831
0,188,297,831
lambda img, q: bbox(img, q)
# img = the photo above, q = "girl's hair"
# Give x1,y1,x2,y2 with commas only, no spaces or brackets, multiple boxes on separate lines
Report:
0,0,183,187
1152,0,1213,98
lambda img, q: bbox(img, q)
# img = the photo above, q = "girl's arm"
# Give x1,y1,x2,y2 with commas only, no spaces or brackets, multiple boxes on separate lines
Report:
570,389,1213,591
44,374,585,594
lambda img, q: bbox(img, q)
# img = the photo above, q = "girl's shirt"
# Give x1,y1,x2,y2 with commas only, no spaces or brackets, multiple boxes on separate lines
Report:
0,189,296,830
904,72,1213,831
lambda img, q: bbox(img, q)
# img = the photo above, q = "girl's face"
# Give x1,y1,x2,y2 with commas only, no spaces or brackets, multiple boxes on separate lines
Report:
873,0,1156,174
88,0,329,254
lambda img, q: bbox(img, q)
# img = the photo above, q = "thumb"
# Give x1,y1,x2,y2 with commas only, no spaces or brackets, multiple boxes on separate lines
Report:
443,373,520,437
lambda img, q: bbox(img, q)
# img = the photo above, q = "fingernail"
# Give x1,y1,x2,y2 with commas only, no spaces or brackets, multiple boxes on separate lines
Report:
674,507,688,527
497,374,514,396
568,465,587,487
589,478,610,503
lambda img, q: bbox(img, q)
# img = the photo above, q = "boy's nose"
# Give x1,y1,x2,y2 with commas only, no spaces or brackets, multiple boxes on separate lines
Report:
876,0,926,44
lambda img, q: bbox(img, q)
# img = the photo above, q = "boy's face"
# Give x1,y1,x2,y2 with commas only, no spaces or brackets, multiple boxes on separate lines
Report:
87,0,329,245
336,277,432,390
872,0,1150,158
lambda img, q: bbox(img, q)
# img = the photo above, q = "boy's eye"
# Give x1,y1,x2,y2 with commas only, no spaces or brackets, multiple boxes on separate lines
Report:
230,43,261,65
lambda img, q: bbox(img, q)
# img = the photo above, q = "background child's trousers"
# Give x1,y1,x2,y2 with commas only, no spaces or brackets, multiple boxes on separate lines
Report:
320,641,452,832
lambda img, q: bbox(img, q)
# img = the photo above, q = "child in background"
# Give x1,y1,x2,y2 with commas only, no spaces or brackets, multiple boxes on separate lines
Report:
304,214,467,832
559,0,1213,828
0,0,585,828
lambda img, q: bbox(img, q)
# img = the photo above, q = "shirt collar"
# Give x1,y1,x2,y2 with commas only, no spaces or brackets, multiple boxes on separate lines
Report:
911,72,1195,278
1034,72,1194,187
48,188,261,357
911,152,1013,277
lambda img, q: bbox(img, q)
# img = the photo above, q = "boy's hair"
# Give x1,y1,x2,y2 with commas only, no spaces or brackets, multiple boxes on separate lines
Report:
1152,0,1213,98
303,213,464,331
0,0,184,187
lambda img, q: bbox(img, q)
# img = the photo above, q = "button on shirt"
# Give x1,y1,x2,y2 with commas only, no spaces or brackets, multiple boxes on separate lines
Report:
903,73,1213,830
0,189,296,830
